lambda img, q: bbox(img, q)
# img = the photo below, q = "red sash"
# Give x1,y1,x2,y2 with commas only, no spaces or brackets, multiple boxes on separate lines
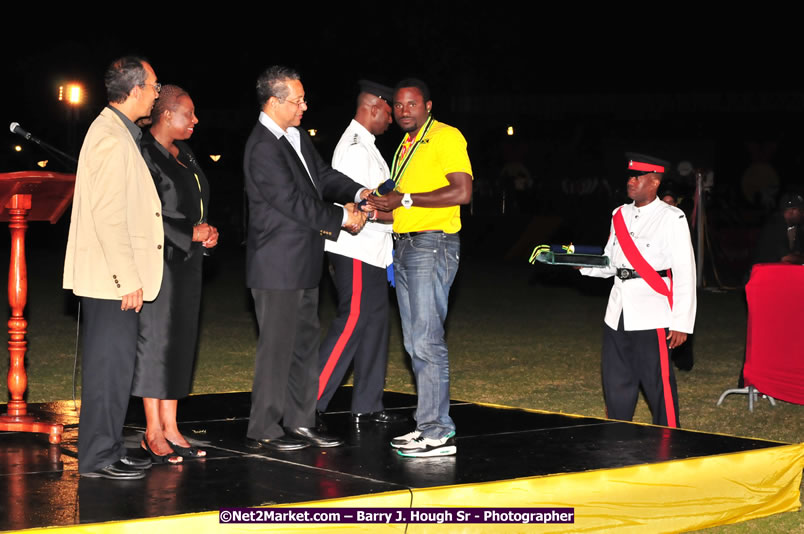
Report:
613,207,673,309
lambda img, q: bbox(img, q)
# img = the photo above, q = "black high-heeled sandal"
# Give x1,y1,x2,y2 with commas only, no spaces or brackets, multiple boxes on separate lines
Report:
141,440,183,464
166,438,206,458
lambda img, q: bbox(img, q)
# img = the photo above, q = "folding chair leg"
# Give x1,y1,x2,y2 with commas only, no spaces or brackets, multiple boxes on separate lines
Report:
716,387,774,411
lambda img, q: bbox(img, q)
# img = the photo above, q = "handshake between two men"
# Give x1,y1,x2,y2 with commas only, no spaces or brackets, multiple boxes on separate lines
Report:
341,179,398,234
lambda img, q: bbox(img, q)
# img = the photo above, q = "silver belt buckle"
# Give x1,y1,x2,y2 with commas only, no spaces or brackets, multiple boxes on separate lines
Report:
617,268,632,280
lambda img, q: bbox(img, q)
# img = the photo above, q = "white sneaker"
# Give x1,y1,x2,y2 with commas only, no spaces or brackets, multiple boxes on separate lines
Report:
396,432,457,457
390,430,421,448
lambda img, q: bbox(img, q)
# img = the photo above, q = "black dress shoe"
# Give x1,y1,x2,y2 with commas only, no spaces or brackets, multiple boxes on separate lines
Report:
351,410,408,424
284,427,344,448
81,460,146,480
120,455,152,470
245,436,310,451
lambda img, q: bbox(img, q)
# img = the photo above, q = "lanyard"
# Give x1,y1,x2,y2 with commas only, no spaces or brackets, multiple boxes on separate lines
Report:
184,150,206,225
390,114,435,187
193,173,204,225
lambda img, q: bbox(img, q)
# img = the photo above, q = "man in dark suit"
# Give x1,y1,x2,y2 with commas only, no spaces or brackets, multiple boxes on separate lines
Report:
244,65,367,451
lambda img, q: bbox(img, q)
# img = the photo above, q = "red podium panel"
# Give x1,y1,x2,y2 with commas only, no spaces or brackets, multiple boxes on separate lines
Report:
0,171,75,444
0,171,74,224
744,263,804,405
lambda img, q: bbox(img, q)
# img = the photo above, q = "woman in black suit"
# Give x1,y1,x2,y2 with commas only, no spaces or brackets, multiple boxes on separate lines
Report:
132,85,218,463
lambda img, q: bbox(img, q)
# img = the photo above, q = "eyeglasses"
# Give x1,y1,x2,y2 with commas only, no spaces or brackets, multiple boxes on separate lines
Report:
140,82,162,94
281,97,307,107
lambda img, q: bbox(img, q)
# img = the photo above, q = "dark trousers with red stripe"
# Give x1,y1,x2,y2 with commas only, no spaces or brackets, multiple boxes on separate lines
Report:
601,314,680,427
317,253,390,414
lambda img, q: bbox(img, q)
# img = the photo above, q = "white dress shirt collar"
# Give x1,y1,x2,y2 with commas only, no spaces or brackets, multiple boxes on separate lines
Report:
258,111,302,150
258,111,310,179
259,111,289,139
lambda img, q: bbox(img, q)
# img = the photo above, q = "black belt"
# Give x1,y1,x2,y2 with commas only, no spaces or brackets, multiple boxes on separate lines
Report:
393,230,444,240
616,268,671,281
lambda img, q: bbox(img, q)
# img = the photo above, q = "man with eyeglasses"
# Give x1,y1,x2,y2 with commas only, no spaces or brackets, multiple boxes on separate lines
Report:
244,65,368,451
64,56,164,479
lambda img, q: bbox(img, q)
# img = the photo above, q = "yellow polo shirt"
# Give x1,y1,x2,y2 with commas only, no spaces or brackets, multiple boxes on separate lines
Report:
392,120,473,234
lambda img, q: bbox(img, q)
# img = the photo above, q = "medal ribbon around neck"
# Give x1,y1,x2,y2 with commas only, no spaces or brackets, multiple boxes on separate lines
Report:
390,114,435,188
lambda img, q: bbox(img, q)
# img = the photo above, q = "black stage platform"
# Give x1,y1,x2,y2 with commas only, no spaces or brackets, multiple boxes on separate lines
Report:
1,389,802,533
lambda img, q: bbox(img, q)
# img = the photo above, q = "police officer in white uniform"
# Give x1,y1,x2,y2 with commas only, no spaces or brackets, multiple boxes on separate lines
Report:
317,81,406,424
581,153,696,428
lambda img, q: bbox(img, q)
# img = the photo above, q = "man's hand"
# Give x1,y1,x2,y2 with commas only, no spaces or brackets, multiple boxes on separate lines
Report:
367,190,403,212
368,172,472,212
342,203,367,234
667,330,687,349
357,189,375,213
121,288,144,313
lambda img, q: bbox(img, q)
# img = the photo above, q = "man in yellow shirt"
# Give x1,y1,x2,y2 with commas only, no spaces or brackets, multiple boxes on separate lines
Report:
368,78,472,457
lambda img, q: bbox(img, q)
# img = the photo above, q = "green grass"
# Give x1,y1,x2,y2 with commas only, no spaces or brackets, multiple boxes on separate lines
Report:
2,239,802,532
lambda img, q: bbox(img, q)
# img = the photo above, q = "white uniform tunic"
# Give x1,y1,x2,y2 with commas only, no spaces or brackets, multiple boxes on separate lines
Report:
325,119,393,268
581,197,697,333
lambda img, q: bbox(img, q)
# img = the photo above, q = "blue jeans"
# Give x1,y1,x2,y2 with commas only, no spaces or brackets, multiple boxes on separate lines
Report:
394,231,460,439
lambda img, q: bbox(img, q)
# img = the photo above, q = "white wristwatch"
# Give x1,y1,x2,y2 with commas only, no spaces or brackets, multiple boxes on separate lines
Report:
402,193,413,209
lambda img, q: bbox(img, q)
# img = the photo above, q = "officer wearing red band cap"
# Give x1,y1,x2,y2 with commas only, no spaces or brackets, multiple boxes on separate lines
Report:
580,153,697,427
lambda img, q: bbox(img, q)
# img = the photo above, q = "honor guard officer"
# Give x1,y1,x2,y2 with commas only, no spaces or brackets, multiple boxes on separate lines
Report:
317,80,406,424
580,153,696,428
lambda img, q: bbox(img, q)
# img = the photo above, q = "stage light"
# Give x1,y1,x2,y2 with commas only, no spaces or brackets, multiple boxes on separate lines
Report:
14,145,22,152
308,129,317,137
209,155,221,162
67,84,82,105
37,160,48,168
59,83,84,105
507,126,514,136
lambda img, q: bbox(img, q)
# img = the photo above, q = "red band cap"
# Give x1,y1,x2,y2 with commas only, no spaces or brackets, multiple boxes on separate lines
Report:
629,160,665,174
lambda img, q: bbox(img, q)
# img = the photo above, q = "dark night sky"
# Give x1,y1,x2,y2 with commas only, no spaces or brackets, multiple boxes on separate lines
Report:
4,10,802,186
2,8,801,285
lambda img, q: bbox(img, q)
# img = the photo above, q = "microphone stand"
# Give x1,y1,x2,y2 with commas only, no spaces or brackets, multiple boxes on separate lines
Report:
9,123,78,172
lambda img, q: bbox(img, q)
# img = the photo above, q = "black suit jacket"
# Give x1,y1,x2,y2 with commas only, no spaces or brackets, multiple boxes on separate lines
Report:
244,121,362,290
141,132,210,264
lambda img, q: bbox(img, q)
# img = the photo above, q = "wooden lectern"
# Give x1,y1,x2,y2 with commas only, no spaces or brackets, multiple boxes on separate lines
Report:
0,171,75,444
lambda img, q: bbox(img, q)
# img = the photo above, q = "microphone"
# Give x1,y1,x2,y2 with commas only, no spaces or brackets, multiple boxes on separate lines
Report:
9,122,41,144
358,178,396,210
9,121,78,168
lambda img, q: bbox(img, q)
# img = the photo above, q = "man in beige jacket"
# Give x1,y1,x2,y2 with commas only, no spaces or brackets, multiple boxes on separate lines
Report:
63,57,164,479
